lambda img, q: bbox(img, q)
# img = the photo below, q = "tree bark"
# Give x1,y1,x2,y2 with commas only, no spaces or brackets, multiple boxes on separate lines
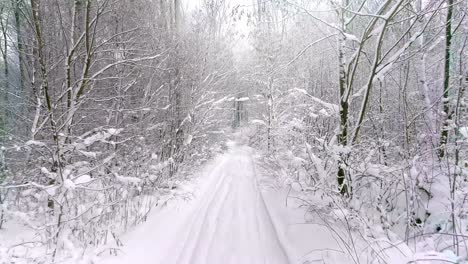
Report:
337,0,349,196
0,13,9,120
438,0,454,159
12,0,25,93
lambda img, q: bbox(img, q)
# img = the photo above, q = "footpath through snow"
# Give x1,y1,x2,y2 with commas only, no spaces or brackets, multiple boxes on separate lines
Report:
100,144,291,264
98,143,411,264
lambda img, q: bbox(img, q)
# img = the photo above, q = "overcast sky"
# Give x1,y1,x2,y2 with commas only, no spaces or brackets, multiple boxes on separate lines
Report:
182,0,254,11
181,0,254,60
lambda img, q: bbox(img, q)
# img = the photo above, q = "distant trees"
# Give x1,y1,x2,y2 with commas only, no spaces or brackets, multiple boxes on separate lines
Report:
0,1,10,126
0,0,26,135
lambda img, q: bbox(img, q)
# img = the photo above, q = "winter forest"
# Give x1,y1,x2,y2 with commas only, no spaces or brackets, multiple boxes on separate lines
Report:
0,0,467,263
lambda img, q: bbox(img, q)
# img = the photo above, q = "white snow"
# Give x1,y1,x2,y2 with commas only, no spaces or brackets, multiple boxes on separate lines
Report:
184,134,193,145
114,173,142,186
74,175,92,185
63,179,76,190
25,140,46,147
93,144,414,264
98,146,290,264
251,119,267,126
292,88,339,113
460,127,468,138
235,97,250,102
343,33,360,43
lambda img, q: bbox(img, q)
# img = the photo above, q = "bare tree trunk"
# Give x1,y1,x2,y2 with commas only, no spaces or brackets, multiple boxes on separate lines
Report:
438,0,454,159
450,35,467,256
337,0,349,196
30,0,63,180
174,0,180,31
0,15,9,120
267,77,273,152
12,0,25,93
417,0,436,138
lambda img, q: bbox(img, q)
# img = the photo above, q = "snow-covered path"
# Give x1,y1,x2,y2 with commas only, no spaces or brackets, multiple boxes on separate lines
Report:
100,145,290,264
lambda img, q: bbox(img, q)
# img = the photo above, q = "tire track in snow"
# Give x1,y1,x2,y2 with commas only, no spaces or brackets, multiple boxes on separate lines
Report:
99,145,290,264
175,170,233,263
177,147,290,264
249,154,292,263
183,173,234,263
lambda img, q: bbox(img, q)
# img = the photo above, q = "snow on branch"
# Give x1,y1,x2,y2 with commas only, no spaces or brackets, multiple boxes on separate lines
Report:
292,88,338,114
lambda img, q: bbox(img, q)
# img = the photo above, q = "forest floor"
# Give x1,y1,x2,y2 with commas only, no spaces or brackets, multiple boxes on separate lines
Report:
96,142,412,264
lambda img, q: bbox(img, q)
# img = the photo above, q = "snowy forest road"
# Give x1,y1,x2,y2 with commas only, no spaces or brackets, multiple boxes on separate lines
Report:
100,145,291,264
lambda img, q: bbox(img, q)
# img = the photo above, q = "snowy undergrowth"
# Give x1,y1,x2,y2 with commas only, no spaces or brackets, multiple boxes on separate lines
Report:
96,142,292,264
254,153,410,263
0,128,227,264
248,122,468,263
